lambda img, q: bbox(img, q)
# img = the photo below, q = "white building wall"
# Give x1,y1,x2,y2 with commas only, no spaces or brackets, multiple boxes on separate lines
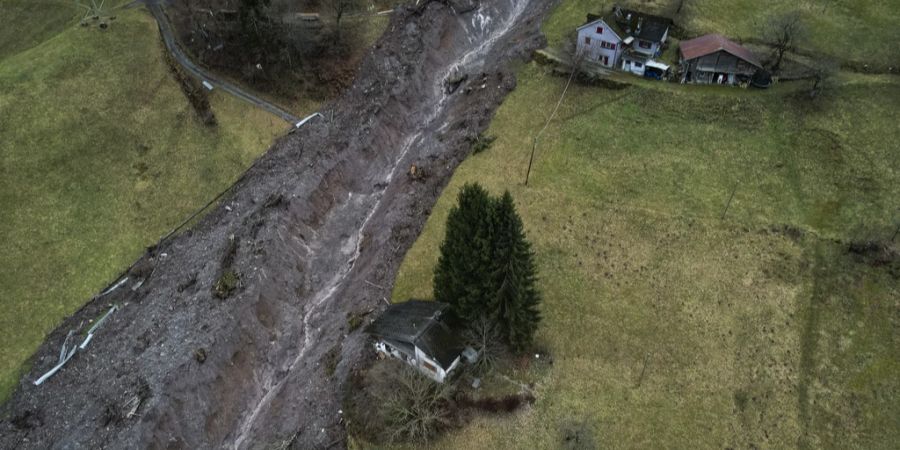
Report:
575,19,623,68
415,346,447,383
375,340,457,383
632,39,661,57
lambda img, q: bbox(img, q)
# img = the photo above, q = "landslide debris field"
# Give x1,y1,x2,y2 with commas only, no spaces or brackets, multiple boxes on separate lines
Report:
0,0,554,448
0,0,286,403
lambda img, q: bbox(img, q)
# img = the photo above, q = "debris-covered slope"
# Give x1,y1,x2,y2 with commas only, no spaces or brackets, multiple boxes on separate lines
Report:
0,1,554,448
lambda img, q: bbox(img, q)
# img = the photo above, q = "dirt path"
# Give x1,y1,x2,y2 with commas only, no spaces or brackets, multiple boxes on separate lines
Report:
0,1,554,448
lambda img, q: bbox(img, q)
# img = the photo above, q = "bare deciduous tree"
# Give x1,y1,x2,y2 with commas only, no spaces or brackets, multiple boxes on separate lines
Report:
463,315,506,374
324,0,362,29
378,366,455,443
808,58,838,99
763,10,806,74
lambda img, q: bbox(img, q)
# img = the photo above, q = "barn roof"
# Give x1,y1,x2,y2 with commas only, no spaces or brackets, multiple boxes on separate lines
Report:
365,300,464,369
680,34,762,68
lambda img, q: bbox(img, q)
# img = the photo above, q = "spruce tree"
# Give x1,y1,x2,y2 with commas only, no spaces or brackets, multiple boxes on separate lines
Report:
489,191,541,351
434,185,541,352
433,184,495,322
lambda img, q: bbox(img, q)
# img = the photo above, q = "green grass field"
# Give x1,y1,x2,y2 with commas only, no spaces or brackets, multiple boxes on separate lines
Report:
389,1,899,448
544,0,900,70
0,3,293,401
0,0,81,60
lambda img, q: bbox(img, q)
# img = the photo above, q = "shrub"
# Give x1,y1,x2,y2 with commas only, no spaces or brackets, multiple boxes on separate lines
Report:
213,269,240,299
379,365,455,443
471,133,496,154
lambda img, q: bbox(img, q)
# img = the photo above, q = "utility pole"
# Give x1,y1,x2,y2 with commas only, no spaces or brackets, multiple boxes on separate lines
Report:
721,183,738,220
524,52,582,186
524,138,538,186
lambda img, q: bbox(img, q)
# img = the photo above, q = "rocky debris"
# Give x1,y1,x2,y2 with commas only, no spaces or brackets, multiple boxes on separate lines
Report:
0,1,553,448
407,164,427,182
193,348,207,364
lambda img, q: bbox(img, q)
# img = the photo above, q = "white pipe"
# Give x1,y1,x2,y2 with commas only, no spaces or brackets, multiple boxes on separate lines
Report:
294,112,323,129
99,276,128,297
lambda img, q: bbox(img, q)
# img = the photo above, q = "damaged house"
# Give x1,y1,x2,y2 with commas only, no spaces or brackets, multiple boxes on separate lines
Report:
575,5,673,78
365,300,474,383
679,34,763,85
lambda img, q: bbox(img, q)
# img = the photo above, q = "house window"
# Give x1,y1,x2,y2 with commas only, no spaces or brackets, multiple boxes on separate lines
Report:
584,36,591,45
635,62,643,68
639,40,652,49
600,41,616,50
422,361,437,372
596,26,603,34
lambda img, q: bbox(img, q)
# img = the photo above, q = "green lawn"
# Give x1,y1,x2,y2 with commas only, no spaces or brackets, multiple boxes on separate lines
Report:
0,5,292,401
543,0,900,69
388,3,900,445
0,0,80,60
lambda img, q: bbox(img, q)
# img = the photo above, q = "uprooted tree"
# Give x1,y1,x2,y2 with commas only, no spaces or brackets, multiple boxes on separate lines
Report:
434,183,541,352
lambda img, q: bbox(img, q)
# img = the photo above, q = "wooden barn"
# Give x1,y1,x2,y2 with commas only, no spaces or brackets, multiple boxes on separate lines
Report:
679,34,763,85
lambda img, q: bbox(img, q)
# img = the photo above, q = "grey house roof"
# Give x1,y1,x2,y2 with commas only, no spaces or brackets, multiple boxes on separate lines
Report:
365,300,465,369
613,7,672,42
580,6,672,43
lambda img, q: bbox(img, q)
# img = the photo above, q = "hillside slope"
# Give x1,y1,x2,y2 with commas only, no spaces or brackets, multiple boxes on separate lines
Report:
0,4,285,401
391,1,900,448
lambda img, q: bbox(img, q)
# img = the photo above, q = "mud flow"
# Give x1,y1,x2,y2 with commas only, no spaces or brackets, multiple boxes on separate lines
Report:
0,1,554,448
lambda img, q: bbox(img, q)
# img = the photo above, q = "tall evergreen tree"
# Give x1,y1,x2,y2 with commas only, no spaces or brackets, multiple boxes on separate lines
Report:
434,184,541,352
489,191,540,351
433,184,495,322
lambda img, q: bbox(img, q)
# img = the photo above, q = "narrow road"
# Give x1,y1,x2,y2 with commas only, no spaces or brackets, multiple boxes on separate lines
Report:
146,3,301,124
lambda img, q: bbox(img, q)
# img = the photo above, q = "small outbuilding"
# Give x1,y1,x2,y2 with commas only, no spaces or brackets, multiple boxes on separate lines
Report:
679,34,763,85
365,300,469,383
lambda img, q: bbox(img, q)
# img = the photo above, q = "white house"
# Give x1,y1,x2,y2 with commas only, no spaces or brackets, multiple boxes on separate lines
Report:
575,7,673,78
575,16,624,68
365,300,473,383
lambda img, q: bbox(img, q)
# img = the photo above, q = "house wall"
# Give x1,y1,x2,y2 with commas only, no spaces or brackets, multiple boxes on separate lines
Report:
414,346,449,383
576,19,623,68
632,25,667,58
681,51,756,85
374,339,457,383
621,56,647,76
632,39,660,57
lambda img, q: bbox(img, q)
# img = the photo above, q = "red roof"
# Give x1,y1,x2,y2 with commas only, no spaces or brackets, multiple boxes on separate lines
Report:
679,34,762,68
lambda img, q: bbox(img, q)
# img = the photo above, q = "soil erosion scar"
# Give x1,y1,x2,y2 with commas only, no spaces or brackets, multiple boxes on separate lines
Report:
231,1,530,447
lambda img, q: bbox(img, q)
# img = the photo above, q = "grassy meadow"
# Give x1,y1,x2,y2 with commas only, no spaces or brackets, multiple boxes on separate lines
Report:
388,1,899,448
544,0,900,70
0,3,292,401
